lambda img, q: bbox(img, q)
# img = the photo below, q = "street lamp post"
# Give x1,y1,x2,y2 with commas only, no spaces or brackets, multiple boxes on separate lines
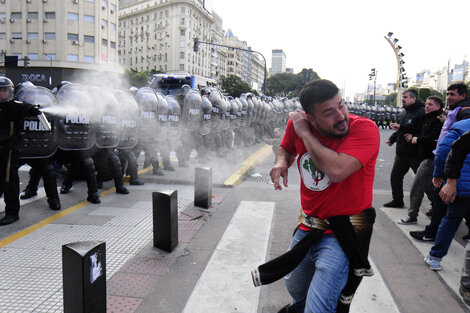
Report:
369,68,377,105
384,32,407,107
45,55,53,87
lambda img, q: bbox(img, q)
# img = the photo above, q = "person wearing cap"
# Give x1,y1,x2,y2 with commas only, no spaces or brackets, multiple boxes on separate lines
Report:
0,77,41,225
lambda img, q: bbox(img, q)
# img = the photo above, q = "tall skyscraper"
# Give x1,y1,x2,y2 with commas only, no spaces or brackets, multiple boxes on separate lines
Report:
269,49,286,76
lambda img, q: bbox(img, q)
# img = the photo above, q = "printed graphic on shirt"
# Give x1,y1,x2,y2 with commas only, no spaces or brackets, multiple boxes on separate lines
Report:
300,152,331,191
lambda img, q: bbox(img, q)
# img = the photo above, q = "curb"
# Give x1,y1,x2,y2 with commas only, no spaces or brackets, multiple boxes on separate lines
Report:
223,144,273,187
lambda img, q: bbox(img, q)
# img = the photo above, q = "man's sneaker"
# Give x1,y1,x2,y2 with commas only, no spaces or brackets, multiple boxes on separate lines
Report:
424,254,442,271
425,209,432,217
459,286,470,306
398,216,417,225
383,200,405,208
60,185,71,194
276,304,296,313
410,230,435,242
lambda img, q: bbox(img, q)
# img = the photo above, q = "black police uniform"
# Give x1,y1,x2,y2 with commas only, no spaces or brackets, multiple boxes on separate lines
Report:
0,99,39,225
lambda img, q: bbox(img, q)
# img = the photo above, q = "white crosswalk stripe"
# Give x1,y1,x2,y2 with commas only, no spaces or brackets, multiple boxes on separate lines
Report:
182,200,401,312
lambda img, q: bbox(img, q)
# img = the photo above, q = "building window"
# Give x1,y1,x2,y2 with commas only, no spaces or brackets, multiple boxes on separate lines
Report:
110,22,116,30
45,12,55,19
84,15,94,23
67,12,79,21
101,0,107,9
27,33,38,40
85,0,95,2
45,32,56,40
102,38,108,46
12,53,22,59
110,3,116,12
84,35,94,43
44,54,56,60
180,52,184,59
181,6,185,13
11,32,22,40
27,12,38,20
68,54,79,61
101,19,107,28
110,41,116,49
180,18,185,25
28,53,38,60
179,64,184,71
0,33,5,39
84,55,94,62
165,10,168,17
180,29,185,36
180,40,185,48
11,12,22,20
67,33,79,41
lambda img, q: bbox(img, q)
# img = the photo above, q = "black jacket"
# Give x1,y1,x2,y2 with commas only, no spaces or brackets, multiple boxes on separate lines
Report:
444,130,470,179
0,100,38,150
416,110,443,160
389,101,426,157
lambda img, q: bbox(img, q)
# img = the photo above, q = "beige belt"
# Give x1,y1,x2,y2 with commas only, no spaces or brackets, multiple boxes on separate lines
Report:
299,208,375,230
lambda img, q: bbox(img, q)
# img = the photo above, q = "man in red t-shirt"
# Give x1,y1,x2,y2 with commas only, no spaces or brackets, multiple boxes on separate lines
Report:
271,79,379,313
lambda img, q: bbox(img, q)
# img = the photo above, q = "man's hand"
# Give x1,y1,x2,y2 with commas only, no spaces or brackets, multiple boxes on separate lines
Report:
390,123,400,130
270,163,288,190
432,177,444,188
404,133,412,142
411,137,418,145
385,140,392,146
288,109,311,140
440,178,457,204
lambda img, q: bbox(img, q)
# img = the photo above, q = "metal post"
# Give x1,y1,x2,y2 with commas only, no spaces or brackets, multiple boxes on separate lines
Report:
153,190,178,252
62,241,106,313
194,167,212,209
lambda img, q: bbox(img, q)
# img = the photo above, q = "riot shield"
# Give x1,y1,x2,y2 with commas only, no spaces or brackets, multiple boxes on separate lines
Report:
155,92,169,141
165,95,182,140
17,86,58,159
115,91,139,149
182,88,202,131
55,84,96,150
200,95,212,136
135,87,159,144
88,87,120,149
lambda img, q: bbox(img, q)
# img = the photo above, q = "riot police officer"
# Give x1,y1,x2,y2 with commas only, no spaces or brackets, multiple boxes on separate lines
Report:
0,77,41,225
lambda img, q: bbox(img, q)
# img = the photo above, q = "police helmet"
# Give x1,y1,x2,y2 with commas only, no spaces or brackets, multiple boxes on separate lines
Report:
14,81,35,95
0,77,14,102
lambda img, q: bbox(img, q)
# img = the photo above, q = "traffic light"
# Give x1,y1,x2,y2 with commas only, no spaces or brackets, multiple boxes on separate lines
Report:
193,37,199,53
24,56,30,68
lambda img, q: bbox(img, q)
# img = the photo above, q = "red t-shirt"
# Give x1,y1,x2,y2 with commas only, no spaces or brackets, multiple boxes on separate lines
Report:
280,114,379,228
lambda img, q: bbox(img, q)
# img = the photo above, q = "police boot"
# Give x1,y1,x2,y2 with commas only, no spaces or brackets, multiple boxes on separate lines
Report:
87,193,101,204
0,215,19,226
115,185,129,194
20,189,38,200
152,162,164,176
130,178,144,185
60,184,72,194
47,198,61,210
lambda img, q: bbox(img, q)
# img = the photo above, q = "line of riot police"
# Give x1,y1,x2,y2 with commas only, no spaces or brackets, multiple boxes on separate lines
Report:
2,80,301,225
346,102,403,129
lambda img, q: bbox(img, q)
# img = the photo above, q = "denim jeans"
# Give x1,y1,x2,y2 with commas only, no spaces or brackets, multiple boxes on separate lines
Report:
284,229,349,313
408,159,434,219
430,196,470,259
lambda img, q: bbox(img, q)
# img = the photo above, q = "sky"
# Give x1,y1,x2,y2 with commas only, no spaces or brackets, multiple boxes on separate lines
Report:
209,0,470,98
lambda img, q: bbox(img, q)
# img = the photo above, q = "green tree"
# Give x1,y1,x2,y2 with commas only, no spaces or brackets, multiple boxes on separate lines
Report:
220,74,252,97
418,88,432,103
266,70,320,98
124,69,149,88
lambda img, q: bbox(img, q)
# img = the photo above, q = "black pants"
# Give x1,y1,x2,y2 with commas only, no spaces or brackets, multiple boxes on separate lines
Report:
62,150,98,197
19,158,59,201
390,154,421,202
92,148,124,187
0,149,20,216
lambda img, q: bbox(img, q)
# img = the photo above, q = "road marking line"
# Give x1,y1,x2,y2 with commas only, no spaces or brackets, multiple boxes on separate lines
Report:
224,145,273,187
0,167,152,248
182,201,275,313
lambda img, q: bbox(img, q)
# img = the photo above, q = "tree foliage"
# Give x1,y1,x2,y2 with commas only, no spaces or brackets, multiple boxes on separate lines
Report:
266,70,320,98
220,74,253,97
124,69,149,88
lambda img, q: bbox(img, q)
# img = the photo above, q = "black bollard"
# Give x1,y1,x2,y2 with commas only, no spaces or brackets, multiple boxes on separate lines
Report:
62,241,106,313
194,167,212,209
153,190,178,252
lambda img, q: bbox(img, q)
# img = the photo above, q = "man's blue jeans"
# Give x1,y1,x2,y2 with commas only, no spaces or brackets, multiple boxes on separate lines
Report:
284,229,349,313
431,196,470,259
